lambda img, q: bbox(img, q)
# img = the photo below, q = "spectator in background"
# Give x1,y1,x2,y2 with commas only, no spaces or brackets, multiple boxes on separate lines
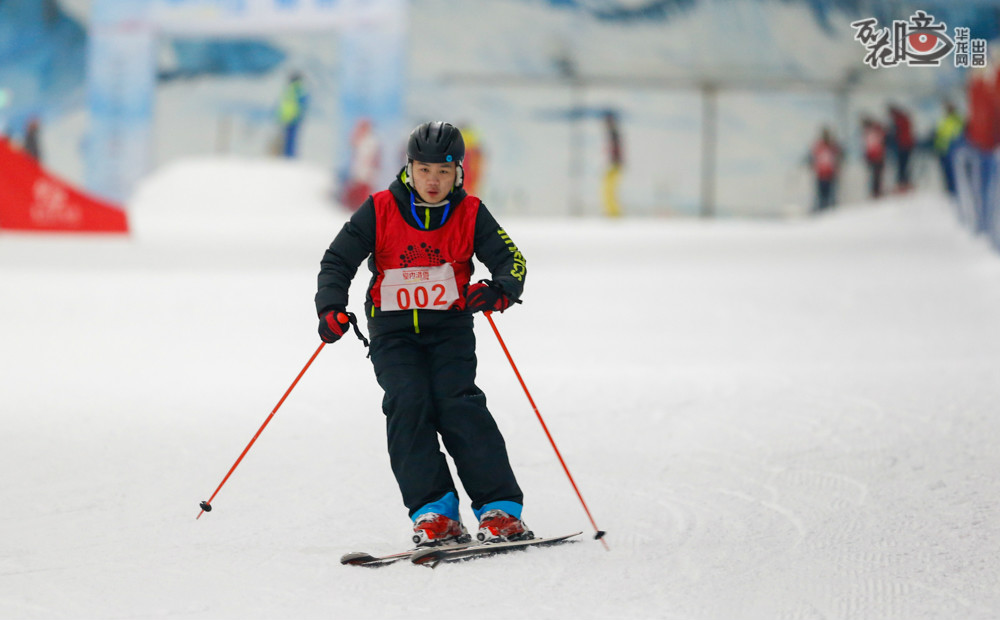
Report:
602,110,623,217
810,126,842,212
0,88,10,138
933,101,964,197
278,72,308,158
862,117,887,199
341,118,381,210
23,117,41,163
960,66,1000,233
459,124,485,196
887,104,915,192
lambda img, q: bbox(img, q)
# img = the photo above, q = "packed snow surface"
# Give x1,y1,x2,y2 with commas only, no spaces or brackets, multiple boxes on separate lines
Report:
1,158,999,619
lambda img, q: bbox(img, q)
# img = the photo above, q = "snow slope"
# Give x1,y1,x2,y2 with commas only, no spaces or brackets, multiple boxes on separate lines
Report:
1,159,1000,619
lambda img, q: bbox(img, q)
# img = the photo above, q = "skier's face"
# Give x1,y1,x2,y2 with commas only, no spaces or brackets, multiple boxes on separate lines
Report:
411,160,457,203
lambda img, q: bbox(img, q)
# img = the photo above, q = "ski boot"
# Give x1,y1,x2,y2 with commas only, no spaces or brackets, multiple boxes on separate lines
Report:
412,513,470,548
476,509,534,543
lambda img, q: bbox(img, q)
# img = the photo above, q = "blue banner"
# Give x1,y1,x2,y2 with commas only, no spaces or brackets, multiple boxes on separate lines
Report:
338,7,408,190
85,0,156,203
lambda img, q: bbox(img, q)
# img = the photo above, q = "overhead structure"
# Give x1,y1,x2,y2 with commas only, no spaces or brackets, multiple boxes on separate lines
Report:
86,0,408,204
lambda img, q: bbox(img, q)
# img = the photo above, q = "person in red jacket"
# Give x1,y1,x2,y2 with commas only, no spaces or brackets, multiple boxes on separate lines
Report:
315,122,531,547
810,126,842,212
341,118,381,210
862,117,887,199
964,69,999,153
888,105,915,192
961,68,1000,233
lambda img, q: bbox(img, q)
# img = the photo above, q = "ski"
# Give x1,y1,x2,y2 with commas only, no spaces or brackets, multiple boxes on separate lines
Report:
410,532,583,568
340,541,475,567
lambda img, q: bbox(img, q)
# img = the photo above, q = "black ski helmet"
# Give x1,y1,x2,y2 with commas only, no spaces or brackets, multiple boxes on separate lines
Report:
406,121,465,164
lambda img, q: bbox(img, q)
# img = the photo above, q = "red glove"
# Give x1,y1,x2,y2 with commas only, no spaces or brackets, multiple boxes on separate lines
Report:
465,282,512,313
318,308,351,343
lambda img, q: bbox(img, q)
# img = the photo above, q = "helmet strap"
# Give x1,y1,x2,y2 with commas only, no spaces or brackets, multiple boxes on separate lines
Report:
404,160,415,192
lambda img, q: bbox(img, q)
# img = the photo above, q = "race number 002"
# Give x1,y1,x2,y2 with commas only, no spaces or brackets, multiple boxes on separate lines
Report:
396,283,448,309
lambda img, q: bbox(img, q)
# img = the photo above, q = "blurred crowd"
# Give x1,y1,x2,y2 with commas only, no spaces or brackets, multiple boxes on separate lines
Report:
808,63,1000,251
807,102,925,213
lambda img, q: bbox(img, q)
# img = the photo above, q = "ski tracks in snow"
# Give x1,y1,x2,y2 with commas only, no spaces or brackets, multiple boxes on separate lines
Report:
642,378,997,619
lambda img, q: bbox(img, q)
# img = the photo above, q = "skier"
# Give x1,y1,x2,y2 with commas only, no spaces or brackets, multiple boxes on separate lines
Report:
315,121,531,547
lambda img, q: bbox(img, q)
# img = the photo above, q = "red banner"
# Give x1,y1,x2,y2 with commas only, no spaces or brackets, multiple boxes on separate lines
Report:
0,138,129,233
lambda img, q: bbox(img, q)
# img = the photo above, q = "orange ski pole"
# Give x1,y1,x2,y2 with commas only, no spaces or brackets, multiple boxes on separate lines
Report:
484,311,608,549
197,340,327,519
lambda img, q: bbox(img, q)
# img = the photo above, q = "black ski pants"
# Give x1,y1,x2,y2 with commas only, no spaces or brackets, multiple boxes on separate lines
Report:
368,319,523,518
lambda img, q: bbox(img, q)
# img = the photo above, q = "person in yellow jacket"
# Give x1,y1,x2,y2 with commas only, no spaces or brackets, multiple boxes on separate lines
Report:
601,110,624,217
278,72,308,158
934,101,964,196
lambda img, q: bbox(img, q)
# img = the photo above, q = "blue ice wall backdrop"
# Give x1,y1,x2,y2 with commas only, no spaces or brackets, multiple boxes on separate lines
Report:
3,0,999,215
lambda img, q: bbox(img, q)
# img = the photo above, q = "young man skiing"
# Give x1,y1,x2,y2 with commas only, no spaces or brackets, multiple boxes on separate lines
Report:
315,121,531,547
